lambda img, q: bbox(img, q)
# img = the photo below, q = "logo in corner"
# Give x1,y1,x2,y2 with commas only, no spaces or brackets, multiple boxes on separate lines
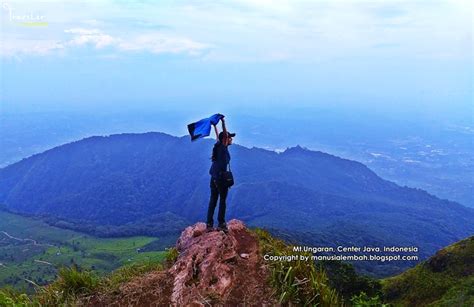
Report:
2,2,49,27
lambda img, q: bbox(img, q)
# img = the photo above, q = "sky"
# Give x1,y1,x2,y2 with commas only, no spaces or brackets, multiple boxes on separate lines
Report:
1,0,472,121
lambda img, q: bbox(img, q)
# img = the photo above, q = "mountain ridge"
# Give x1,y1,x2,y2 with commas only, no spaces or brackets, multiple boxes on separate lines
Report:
0,131,473,276
383,236,474,306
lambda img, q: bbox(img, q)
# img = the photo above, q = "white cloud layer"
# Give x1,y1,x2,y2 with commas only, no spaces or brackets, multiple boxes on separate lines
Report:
1,0,471,61
65,28,117,48
2,27,210,57
1,39,65,57
117,33,210,55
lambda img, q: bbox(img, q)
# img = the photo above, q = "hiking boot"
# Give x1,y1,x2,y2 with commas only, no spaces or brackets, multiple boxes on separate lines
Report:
217,223,228,234
206,224,214,232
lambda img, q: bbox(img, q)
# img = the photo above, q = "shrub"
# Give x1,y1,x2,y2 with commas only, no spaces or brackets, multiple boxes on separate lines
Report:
254,228,340,306
35,266,99,305
317,260,382,301
351,292,388,307
0,288,31,307
165,247,179,265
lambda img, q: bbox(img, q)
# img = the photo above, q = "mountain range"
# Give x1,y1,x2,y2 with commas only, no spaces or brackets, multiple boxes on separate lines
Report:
0,132,472,276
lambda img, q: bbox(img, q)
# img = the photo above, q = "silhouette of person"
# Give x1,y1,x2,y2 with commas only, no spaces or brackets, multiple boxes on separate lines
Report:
207,117,235,233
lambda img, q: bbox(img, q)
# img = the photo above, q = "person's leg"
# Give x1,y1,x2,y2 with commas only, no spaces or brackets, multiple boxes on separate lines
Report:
206,178,219,227
217,183,229,226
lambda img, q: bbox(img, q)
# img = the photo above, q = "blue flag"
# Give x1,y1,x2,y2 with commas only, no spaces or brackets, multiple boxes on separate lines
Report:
187,113,224,141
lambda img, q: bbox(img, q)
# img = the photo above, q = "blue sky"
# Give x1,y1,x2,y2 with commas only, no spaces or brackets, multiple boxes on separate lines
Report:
1,0,472,121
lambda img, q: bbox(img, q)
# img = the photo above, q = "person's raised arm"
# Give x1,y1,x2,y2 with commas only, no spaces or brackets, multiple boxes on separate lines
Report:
221,118,228,143
213,124,219,141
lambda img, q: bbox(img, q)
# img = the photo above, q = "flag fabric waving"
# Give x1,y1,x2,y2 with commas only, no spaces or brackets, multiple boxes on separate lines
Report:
187,113,224,141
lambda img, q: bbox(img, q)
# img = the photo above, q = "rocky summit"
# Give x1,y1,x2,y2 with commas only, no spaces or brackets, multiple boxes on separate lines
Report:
89,220,275,306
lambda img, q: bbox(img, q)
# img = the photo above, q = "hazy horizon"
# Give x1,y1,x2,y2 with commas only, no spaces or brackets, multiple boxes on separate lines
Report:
1,0,472,123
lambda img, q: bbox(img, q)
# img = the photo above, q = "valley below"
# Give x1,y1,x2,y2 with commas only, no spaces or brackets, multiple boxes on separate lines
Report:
0,211,172,293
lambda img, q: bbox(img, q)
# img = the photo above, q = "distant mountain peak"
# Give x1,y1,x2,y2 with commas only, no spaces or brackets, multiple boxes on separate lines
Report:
284,145,308,153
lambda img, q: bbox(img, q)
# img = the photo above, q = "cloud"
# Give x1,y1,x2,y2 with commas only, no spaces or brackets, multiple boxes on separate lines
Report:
117,33,210,55
0,39,65,57
63,28,211,55
64,28,102,35
1,27,211,58
65,28,117,48
1,0,471,62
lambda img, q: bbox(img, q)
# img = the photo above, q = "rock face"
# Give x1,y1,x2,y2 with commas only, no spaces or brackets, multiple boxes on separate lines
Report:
170,219,274,306
90,219,274,306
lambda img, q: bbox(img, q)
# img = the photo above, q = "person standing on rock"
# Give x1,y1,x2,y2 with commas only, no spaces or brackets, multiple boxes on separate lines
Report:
207,117,235,233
